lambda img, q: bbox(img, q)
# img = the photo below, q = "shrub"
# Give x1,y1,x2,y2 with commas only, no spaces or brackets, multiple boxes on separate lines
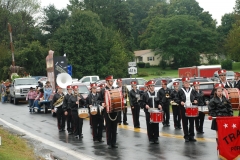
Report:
137,62,145,68
138,72,149,77
145,63,150,68
221,59,232,70
208,58,219,65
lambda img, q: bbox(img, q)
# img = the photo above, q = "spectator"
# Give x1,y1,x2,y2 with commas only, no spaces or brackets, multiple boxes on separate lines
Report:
33,87,44,111
43,81,52,101
26,87,37,112
38,81,43,88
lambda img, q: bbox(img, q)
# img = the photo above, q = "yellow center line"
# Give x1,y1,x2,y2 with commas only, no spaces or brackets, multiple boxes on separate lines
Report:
85,118,215,142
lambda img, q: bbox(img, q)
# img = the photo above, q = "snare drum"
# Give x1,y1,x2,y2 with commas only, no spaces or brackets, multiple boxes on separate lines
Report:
105,89,123,113
185,105,199,117
78,108,89,118
149,109,163,123
90,106,98,115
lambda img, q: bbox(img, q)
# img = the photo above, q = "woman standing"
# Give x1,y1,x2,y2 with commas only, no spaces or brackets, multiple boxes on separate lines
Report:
208,83,233,146
26,87,37,112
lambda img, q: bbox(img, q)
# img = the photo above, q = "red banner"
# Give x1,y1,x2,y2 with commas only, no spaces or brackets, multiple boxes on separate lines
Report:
217,117,240,160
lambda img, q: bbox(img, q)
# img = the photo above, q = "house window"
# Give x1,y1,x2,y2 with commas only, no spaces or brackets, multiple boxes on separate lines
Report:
147,57,154,61
138,57,143,62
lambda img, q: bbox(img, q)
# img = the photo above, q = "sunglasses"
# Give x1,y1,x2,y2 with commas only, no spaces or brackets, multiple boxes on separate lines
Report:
219,75,226,76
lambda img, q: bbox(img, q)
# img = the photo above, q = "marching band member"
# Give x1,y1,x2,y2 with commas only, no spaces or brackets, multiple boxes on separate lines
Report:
177,77,198,142
233,72,240,89
208,83,233,146
86,83,104,142
63,85,73,135
192,81,206,134
68,85,86,139
51,86,65,132
116,78,128,125
170,82,182,129
157,80,171,127
98,83,106,130
129,81,141,128
141,80,162,144
98,75,118,149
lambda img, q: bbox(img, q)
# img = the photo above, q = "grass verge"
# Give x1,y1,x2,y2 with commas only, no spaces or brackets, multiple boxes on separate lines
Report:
0,127,40,160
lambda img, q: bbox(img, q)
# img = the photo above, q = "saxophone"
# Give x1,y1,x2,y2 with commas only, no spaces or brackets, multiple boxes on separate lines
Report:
53,94,64,107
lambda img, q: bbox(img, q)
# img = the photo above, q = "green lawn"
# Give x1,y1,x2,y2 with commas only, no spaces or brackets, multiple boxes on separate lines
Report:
233,62,240,72
137,67,178,80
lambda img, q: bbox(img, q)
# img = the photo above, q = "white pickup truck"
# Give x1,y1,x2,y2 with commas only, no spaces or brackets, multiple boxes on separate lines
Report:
78,76,99,87
9,78,38,105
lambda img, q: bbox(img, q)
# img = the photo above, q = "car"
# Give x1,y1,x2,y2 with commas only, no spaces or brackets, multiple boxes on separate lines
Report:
78,76,100,87
69,82,90,99
112,78,147,91
212,70,235,81
154,78,182,91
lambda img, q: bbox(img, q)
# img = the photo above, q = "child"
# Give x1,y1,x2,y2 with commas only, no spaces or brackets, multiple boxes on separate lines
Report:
26,87,37,112
43,81,52,101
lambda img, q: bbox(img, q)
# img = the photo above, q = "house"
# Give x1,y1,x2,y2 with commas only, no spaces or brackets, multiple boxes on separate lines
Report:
134,49,161,66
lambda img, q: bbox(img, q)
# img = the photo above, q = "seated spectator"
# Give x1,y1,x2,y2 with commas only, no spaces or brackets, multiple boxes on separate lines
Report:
43,81,52,101
33,87,44,111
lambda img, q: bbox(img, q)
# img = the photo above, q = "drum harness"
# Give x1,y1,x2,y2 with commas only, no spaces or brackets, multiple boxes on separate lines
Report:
181,88,192,108
105,88,119,121
147,91,159,124
91,93,103,115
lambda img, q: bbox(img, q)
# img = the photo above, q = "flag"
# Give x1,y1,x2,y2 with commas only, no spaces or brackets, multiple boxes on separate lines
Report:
217,117,240,160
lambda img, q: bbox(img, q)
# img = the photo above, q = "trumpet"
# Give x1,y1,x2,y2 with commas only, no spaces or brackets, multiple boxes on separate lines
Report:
166,93,170,98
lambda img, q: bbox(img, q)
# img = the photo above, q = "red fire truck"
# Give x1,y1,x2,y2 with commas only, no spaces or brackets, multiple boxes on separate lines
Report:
178,65,221,78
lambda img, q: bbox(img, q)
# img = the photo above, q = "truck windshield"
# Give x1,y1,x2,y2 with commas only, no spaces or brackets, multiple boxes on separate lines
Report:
15,79,38,85
78,85,90,94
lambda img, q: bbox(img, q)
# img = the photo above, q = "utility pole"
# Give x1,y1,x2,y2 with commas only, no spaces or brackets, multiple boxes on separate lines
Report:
8,23,15,67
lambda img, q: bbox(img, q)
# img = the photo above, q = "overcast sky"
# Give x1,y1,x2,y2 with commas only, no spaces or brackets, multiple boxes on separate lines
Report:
40,0,236,25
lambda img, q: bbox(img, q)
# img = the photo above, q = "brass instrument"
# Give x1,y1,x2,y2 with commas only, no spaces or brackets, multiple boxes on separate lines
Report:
166,93,170,98
170,100,178,106
53,95,64,107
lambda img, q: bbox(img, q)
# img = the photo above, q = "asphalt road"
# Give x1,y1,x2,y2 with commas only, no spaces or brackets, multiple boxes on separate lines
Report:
0,102,221,160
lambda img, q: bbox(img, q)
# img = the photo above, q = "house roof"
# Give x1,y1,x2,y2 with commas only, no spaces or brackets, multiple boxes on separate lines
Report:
134,49,152,57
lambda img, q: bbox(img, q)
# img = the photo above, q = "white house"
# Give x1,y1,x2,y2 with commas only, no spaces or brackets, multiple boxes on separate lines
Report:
134,49,161,66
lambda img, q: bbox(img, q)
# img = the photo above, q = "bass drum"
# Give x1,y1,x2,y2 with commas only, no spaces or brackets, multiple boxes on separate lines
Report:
223,88,240,110
105,89,123,113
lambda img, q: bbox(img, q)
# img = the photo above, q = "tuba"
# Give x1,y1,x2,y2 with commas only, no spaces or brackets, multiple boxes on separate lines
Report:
54,73,72,107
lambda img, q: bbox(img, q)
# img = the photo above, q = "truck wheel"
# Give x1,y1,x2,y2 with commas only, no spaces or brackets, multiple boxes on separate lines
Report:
14,97,18,105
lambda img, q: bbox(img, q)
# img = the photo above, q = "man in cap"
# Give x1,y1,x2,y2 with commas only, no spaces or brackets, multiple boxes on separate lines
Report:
170,81,182,129
129,81,141,128
51,86,65,132
116,78,128,125
157,80,171,127
192,81,206,134
177,77,198,142
68,85,86,139
142,80,162,144
233,72,240,89
63,85,74,135
98,75,119,149
86,83,104,142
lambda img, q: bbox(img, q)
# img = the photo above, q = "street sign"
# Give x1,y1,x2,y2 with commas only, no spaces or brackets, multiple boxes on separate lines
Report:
128,62,136,67
128,66,138,74
67,65,72,76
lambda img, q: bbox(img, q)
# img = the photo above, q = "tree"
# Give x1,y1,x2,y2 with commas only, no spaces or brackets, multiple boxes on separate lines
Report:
224,21,240,61
52,10,131,78
141,15,217,68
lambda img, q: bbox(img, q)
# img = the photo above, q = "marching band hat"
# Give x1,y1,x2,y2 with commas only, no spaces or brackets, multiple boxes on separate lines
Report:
161,80,167,85
147,80,155,86
105,75,113,81
235,72,240,77
72,85,78,90
214,83,224,89
67,85,72,89
218,69,226,75
131,81,137,85
173,82,179,86
116,78,122,82
98,83,105,88
144,82,148,87
182,77,190,82
90,83,98,88
193,81,200,86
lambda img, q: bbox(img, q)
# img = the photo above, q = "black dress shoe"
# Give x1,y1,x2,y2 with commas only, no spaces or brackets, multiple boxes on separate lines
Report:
68,132,73,135
166,124,170,127
98,139,104,142
149,139,155,144
111,144,118,148
185,138,189,142
93,139,98,142
123,122,128,125
154,140,159,144
178,126,182,129
108,145,112,149
189,138,197,142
